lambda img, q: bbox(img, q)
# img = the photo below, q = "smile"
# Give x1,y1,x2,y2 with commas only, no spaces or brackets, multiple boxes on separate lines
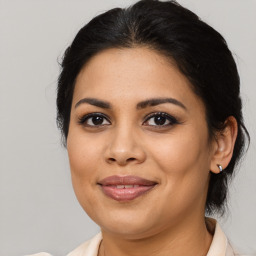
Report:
98,175,157,201
112,185,140,188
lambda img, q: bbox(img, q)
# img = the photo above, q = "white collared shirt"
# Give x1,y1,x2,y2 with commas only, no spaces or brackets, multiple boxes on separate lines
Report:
26,219,247,256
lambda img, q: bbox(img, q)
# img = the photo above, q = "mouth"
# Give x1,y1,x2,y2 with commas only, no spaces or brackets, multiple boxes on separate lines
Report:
97,175,157,201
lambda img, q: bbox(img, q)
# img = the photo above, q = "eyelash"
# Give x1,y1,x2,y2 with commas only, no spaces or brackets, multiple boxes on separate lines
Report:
78,113,110,127
143,112,179,127
78,112,179,128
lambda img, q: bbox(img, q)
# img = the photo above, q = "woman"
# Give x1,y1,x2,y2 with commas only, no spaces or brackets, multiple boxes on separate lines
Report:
30,0,249,255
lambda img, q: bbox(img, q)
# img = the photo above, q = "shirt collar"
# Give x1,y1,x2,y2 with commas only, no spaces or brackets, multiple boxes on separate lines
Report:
68,218,232,256
206,217,229,256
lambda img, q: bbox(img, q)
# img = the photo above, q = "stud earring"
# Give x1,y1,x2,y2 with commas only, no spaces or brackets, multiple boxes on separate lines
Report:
217,164,223,172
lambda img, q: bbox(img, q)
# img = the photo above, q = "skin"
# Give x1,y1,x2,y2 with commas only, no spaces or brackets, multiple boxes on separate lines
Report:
67,47,237,256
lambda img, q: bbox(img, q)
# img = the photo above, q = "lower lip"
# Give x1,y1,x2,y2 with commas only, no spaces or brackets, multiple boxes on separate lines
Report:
100,185,156,201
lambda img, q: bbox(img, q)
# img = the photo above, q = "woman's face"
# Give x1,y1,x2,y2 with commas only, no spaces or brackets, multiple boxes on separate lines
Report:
67,47,216,239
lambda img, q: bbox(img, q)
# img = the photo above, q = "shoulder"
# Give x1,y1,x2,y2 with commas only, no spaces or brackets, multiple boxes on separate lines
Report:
206,218,251,256
67,233,102,256
226,241,252,256
25,253,52,256
25,233,102,256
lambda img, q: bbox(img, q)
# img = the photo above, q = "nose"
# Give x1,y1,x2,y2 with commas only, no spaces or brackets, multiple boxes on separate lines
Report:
104,126,146,166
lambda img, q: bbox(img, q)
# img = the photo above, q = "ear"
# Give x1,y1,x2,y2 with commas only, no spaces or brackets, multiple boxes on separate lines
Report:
210,116,238,174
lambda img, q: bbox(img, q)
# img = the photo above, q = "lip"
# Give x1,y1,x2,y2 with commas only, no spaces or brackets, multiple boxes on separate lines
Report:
98,175,157,201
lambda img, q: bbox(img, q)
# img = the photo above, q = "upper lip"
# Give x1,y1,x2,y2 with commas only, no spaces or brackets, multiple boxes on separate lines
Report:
98,175,157,186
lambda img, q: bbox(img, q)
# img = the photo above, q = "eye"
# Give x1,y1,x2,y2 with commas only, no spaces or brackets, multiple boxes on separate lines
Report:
78,113,111,127
143,112,178,127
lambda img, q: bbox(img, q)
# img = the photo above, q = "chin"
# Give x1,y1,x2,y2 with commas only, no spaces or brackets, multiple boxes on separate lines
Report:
92,208,161,238
102,221,154,238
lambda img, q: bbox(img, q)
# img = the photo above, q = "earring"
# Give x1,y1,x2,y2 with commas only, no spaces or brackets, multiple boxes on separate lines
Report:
217,164,223,172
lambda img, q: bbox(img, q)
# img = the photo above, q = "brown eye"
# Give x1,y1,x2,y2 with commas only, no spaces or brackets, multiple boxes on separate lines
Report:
153,116,168,125
78,113,111,127
90,116,105,125
144,112,178,127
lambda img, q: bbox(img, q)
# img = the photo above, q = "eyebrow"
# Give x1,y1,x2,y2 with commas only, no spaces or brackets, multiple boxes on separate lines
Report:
136,98,187,110
75,97,187,110
75,98,111,109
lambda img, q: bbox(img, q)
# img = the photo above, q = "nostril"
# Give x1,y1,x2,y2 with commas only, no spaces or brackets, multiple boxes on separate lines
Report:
127,157,136,162
107,157,136,164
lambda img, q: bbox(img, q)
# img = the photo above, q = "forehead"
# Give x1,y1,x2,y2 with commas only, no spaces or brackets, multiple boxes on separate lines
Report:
72,47,203,111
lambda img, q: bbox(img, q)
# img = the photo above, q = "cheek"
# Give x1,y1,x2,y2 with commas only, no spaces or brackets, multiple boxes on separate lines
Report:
67,129,101,175
148,127,211,200
67,129,103,201
151,131,209,171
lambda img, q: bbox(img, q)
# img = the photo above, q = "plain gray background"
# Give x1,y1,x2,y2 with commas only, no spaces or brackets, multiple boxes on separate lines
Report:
0,0,255,255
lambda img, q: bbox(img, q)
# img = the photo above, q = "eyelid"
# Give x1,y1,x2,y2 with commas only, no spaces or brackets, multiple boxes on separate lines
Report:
78,112,111,126
77,111,179,128
143,112,179,126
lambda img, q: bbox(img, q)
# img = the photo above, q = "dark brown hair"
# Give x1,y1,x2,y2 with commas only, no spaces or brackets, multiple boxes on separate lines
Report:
57,0,249,215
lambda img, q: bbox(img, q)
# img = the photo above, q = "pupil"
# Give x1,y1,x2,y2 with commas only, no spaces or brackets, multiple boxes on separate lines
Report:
92,116,103,125
154,116,166,125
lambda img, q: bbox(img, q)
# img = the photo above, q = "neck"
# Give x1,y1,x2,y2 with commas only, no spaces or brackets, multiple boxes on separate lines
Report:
99,216,213,256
